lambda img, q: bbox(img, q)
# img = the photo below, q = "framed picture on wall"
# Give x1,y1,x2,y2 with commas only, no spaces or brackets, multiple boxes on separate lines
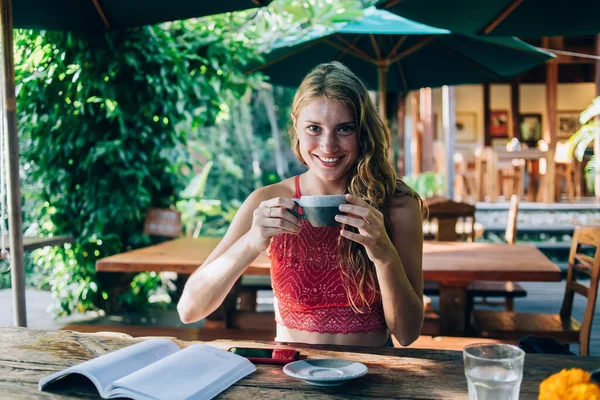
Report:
557,110,581,139
455,111,477,142
490,110,509,138
519,113,542,145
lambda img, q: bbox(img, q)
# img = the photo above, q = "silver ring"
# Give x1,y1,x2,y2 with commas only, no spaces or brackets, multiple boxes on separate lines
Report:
266,206,272,218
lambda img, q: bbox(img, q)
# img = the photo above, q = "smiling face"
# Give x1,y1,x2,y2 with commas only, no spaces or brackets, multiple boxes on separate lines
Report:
293,97,359,184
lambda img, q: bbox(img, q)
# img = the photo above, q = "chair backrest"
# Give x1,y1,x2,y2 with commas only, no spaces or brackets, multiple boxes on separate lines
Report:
559,226,600,356
425,196,476,242
504,194,519,245
143,208,183,238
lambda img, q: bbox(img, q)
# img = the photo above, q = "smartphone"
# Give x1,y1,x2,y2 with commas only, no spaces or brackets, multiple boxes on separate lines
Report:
228,347,299,365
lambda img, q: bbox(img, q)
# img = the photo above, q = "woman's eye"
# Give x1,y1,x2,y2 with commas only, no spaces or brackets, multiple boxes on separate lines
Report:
338,125,355,135
307,125,321,133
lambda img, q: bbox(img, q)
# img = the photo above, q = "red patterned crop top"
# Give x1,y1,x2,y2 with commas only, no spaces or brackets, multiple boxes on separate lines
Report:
268,176,386,334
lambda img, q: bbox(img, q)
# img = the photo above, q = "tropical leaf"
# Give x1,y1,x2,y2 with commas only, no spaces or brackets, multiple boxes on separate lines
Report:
579,96,600,124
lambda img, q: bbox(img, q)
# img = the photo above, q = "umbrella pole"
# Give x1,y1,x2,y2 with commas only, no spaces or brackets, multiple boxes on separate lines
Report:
378,63,394,164
1,0,26,326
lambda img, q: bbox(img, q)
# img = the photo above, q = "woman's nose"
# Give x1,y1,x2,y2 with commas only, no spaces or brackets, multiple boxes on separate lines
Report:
319,135,339,154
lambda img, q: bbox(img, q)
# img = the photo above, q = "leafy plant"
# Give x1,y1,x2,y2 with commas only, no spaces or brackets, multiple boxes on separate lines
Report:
567,96,600,195
402,172,445,199
15,20,259,315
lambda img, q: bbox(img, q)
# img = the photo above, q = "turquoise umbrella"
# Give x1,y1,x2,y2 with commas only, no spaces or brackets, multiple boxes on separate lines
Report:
249,8,553,119
13,0,271,32
378,0,600,37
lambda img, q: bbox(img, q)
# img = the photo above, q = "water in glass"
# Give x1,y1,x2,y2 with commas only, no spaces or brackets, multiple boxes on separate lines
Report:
466,365,521,400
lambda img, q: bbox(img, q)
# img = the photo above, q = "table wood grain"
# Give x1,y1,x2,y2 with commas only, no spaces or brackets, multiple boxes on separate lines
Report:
1,327,597,399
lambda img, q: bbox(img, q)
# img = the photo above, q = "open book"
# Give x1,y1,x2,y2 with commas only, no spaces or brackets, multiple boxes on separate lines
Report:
39,338,256,400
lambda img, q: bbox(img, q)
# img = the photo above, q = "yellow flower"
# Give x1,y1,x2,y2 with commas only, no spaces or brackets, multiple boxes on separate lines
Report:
539,369,599,400
565,383,600,400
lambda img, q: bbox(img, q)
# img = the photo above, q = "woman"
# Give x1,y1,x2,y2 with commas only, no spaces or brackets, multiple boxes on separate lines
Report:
178,61,424,347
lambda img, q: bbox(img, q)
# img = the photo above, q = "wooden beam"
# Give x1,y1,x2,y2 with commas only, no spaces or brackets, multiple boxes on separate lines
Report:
596,34,600,96
481,0,522,35
412,91,421,174
510,77,521,140
1,0,27,326
595,35,600,201
483,83,492,147
545,61,558,145
442,86,456,199
397,94,406,176
420,88,434,172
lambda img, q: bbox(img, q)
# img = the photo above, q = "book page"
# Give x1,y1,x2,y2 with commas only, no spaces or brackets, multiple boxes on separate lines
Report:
108,344,256,400
39,338,180,396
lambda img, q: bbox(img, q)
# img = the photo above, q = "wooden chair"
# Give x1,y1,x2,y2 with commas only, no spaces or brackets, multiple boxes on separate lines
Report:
498,159,525,200
469,194,527,312
453,152,476,201
423,196,526,314
424,196,476,242
143,208,183,238
472,226,600,356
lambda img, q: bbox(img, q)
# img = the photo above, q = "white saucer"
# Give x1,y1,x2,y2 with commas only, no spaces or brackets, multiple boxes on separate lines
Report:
283,359,368,386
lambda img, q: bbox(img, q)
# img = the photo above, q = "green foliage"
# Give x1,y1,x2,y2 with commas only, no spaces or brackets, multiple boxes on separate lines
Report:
402,172,445,199
16,20,259,315
567,96,600,195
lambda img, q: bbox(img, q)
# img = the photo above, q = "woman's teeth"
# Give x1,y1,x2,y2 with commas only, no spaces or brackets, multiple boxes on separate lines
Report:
318,156,340,163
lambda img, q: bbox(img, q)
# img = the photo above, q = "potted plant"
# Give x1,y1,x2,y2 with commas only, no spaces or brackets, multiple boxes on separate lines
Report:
567,96,600,196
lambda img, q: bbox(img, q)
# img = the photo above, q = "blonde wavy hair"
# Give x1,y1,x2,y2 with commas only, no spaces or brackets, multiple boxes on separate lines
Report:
289,61,420,312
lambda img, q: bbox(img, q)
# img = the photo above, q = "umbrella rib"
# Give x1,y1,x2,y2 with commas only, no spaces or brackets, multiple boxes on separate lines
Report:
245,39,324,74
481,0,523,35
387,35,408,61
379,0,401,8
394,61,409,93
92,0,111,29
335,35,362,61
330,35,377,63
390,36,434,63
433,39,502,80
370,34,382,60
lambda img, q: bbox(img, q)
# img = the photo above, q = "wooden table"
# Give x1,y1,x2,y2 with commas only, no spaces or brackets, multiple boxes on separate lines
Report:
97,238,561,335
2,326,598,399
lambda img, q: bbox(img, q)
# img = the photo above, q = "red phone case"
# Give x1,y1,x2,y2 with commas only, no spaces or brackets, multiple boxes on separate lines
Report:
229,348,299,365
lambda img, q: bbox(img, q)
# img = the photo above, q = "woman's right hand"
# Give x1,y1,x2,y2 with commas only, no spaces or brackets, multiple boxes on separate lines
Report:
246,197,302,252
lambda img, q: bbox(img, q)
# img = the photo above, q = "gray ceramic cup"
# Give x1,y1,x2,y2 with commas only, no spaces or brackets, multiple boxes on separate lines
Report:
289,195,347,227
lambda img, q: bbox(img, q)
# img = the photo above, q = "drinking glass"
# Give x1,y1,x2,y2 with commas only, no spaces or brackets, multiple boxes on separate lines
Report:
463,343,525,400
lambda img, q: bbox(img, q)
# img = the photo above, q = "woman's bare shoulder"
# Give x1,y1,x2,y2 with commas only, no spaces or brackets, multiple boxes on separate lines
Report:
387,193,423,222
247,176,297,204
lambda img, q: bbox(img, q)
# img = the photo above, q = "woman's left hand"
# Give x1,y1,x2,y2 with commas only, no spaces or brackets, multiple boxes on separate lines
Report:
335,194,396,264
